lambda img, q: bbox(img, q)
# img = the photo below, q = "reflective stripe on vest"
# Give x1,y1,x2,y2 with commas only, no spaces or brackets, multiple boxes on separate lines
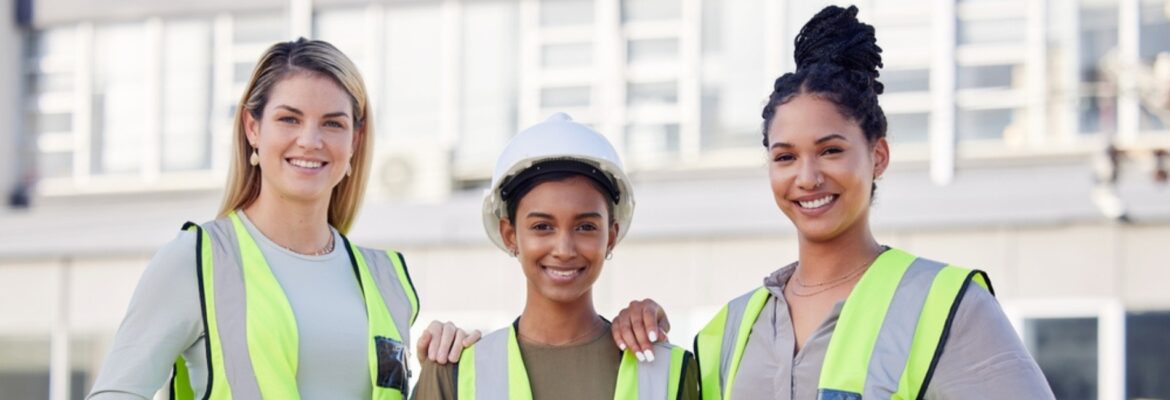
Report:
169,211,419,400
456,324,690,400
695,247,993,400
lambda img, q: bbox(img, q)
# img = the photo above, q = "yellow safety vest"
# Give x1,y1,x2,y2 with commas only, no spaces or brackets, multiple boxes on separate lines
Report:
169,211,419,400
695,247,992,400
457,321,691,399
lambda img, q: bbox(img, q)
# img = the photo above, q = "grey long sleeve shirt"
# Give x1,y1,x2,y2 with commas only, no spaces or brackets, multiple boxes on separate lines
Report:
729,263,1055,400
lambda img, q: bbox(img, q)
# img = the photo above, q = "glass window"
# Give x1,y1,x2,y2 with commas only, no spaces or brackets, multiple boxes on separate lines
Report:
314,8,368,72
1025,317,1098,400
1140,107,1167,131
887,112,930,143
1139,0,1169,61
957,64,1017,89
877,23,933,64
28,73,73,96
1080,92,1118,135
37,152,73,179
233,13,285,46
1126,311,1170,399
957,18,1027,45
882,68,931,93
626,123,680,160
627,81,676,106
33,113,72,134
458,0,520,168
542,43,593,69
541,0,593,27
621,0,680,22
233,13,286,85
541,86,591,108
1139,0,1170,132
27,28,76,59
1079,0,1119,135
1043,0,1078,140
958,108,1018,140
27,27,77,180
700,92,761,149
0,336,51,399
92,22,149,175
70,335,108,398
627,38,678,65
162,19,213,172
384,4,443,139
699,0,768,150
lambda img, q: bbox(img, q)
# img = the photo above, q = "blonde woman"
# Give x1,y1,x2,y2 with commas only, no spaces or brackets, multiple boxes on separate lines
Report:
88,38,468,400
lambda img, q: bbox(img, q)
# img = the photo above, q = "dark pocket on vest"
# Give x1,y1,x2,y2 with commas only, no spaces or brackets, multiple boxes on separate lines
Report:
375,336,408,391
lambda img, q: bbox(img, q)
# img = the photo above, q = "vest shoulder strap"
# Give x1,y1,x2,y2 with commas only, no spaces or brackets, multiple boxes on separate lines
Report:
354,245,420,342
818,247,996,400
460,325,688,400
695,286,769,400
893,266,992,400
170,220,229,400
457,326,529,400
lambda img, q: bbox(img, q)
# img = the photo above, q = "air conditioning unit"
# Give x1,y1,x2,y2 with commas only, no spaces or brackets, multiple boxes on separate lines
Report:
370,139,452,202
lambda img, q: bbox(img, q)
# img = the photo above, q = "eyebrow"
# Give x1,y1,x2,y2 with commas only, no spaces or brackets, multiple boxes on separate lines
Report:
769,133,848,150
525,211,604,220
275,105,303,115
275,105,351,120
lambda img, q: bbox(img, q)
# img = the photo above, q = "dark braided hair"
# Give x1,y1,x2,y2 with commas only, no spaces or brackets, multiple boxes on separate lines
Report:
761,5,886,148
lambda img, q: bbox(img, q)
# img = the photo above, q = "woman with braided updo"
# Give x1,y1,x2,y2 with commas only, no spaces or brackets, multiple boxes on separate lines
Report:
610,5,1054,399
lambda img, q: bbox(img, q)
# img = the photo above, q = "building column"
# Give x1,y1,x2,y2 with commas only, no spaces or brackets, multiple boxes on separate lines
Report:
2,0,28,210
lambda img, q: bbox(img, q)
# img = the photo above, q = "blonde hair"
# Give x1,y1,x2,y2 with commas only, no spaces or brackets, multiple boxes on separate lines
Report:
218,38,373,234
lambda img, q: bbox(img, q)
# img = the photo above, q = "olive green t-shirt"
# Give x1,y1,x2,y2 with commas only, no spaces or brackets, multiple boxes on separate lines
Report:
411,324,699,400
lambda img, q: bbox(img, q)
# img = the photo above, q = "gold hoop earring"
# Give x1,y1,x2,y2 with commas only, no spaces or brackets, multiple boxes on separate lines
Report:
249,148,259,166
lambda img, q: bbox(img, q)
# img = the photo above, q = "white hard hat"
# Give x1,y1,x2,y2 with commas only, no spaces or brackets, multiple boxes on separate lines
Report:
483,112,635,253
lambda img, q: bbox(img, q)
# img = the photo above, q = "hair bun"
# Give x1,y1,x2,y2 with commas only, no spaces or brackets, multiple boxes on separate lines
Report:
793,5,884,94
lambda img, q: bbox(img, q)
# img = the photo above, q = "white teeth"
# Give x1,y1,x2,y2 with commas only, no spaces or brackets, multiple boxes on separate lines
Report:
289,159,323,169
798,195,835,209
547,268,577,278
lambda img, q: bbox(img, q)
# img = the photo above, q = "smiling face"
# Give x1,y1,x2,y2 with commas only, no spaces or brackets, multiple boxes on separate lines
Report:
766,94,889,243
244,72,360,205
500,175,619,305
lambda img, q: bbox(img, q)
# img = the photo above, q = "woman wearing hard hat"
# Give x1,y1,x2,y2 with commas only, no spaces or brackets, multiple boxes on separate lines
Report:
609,5,1054,400
412,113,700,399
87,38,472,400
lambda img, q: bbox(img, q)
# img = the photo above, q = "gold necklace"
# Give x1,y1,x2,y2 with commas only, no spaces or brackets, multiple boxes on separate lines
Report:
788,251,882,297
277,231,335,256
793,260,871,288
787,267,867,297
517,316,606,346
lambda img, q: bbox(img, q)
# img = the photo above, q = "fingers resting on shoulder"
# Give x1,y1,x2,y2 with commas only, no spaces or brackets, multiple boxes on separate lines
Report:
416,320,482,364
610,298,670,363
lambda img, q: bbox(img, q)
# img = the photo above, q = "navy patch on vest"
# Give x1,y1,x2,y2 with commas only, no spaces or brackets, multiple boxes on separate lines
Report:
818,389,863,400
375,336,409,391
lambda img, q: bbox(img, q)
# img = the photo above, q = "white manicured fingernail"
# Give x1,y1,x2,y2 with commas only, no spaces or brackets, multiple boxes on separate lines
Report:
649,331,658,342
618,342,626,351
643,350,655,362
635,351,645,362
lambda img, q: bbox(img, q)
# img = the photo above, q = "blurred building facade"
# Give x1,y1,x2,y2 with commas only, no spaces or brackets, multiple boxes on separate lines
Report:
1,0,1169,398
